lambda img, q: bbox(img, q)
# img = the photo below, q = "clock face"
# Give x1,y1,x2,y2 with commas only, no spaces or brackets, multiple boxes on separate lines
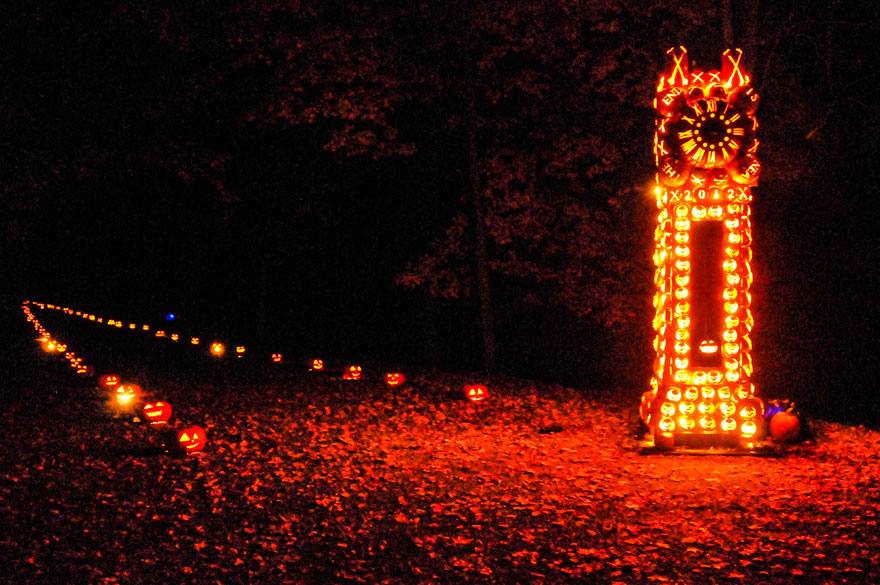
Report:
675,98,749,168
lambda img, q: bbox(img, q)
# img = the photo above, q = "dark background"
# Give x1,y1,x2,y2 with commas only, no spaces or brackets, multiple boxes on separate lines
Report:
3,2,878,426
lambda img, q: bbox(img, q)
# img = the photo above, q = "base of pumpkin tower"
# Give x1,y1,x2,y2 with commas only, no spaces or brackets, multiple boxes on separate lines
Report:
638,431,775,456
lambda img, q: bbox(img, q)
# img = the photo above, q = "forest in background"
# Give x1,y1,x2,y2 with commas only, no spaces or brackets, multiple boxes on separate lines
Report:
3,1,878,426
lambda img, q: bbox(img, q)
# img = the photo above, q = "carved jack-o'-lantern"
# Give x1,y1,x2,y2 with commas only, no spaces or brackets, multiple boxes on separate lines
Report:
271,353,283,363
142,401,173,425
235,346,246,358
385,372,406,386
343,365,362,380
310,359,324,371
464,384,488,402
100,374,120,389
177,426,207,453
115,383,141,405
210,342,225,357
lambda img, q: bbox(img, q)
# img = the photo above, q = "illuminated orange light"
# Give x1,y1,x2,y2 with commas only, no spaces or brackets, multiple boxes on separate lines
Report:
115,384,141,407
385,372,406,386
142,401,172,425
310,359,324,371
211,343,225,357
343,365,362,380
271,353,283,363
100,374,120,389
464,384,488,402
698,339,718,354
177,425,207,453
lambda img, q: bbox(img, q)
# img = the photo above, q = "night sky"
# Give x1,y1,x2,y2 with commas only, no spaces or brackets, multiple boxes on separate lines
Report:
3,2,879,425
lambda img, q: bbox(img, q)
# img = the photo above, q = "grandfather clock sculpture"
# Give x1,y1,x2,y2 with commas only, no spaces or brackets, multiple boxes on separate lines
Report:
640,47,762,450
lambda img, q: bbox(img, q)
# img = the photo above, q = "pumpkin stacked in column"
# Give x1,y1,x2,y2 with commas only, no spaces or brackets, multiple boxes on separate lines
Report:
640,47,762,449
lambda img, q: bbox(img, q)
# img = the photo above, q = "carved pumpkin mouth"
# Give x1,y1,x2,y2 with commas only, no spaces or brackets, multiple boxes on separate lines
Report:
698,339,719,354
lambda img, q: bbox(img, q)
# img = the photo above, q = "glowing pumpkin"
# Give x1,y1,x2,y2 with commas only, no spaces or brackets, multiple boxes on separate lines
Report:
343,365,362,380
100,374,120,389
177,426,207,453
769,411,801,443
310,358,324,371
385,372,405,386
114,384,142,410
235,346,246,357
271,353,283,363
210,342,225,356
142,401,172,425
464,384,488,402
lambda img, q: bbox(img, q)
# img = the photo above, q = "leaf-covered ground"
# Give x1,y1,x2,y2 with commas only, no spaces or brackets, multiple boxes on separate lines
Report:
3,344,880,584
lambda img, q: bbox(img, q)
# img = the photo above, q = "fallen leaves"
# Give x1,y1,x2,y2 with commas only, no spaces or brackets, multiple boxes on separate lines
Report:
3,357,880,584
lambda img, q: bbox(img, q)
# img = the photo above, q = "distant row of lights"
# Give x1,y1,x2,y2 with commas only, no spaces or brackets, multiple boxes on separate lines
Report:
33,301,275,361
25,301,490,400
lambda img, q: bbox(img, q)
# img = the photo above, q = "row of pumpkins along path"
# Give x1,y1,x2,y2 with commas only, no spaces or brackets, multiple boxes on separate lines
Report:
20,300,493,457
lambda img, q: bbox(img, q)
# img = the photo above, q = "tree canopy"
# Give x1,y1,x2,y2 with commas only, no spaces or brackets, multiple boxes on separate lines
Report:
4,1,879,420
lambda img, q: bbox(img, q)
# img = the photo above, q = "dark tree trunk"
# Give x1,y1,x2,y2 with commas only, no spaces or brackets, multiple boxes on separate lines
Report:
465,110,496,373
722,0,735,48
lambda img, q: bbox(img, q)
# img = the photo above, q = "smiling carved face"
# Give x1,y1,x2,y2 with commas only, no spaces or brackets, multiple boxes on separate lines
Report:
465,384,488,402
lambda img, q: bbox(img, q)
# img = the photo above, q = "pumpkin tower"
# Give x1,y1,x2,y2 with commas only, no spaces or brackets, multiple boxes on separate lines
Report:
640,47,762,449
